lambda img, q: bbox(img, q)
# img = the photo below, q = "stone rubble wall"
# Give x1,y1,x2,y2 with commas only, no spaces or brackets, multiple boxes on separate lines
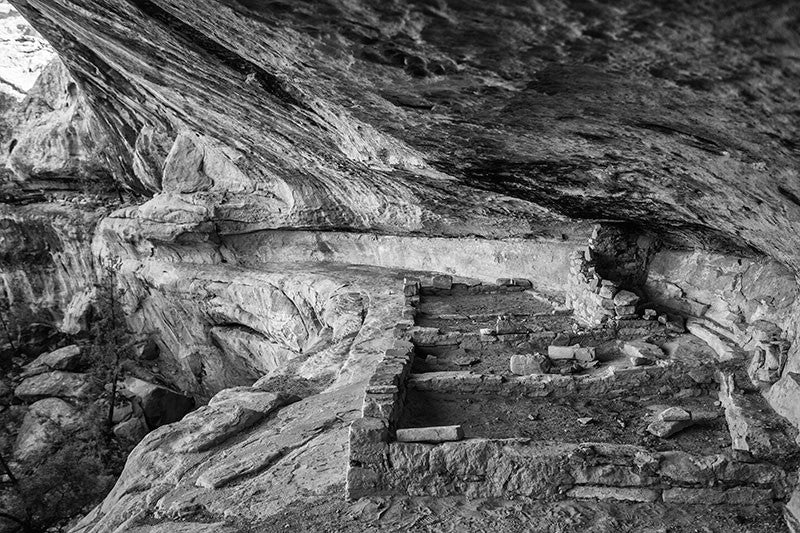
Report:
346,275,423,499
406,360,716,400
566,249,638,326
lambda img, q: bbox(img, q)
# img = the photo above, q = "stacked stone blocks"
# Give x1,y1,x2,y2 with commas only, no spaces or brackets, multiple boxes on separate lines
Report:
567,248,642,326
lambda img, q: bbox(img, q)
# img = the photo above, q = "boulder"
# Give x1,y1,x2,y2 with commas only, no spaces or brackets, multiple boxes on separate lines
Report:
113,416,148,444
14,398,82,461
510,353,551,375
135,337,160,361
24,344,82,372
121,377,194,429
15,371,92,401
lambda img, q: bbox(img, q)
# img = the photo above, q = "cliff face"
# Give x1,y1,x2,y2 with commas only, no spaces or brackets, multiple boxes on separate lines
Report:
5,0,800,531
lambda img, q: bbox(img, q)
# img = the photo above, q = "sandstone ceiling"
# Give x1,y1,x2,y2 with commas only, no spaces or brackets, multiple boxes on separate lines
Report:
8,0,800,266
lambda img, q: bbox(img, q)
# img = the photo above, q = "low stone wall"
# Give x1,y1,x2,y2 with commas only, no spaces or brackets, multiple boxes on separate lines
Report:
345,276,420,498
412,319,666,361
406,361,717,399
386,438,792,502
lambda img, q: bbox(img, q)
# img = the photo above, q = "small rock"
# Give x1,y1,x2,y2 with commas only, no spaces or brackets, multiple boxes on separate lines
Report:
599,286,616,299
552,333,571,346
574,347,596,363
643,309,657,320
577,417,594,425
629,355,652,366
647,407,694,438
548,344,577,360
431,274,452,290
495,315,521,335
623,341,663,361
661,407,692,421
510,353,551,375
613,290,640,307
396,425,463,443
615,305,637,317
497,278,532,289
455,355,480,367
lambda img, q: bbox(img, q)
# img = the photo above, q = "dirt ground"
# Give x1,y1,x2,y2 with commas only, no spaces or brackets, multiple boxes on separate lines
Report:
397,390,730,455
235,493,789,533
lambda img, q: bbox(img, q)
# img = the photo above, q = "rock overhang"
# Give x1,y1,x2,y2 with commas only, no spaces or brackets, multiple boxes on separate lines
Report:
5,0,799,268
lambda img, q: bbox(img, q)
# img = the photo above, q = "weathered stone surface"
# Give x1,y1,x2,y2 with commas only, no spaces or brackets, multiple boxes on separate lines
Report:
510,353,551,376
396,426,464,443
14,397,81,461
14,371,92,400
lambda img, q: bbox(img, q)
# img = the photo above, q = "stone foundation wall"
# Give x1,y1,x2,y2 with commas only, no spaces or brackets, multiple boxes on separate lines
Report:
345,276,420,498
386,438,792,502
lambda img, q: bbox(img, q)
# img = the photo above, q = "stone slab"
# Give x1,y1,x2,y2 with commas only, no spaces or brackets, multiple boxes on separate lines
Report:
396,425,464,443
